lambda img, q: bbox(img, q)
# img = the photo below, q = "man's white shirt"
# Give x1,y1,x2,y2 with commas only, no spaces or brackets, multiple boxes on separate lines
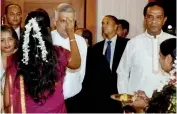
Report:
103,35,117,70
15,26,20,39
117,30,176,97
51,30,87,99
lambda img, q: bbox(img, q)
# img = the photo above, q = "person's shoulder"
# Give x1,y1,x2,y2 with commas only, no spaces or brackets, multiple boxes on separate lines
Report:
117,37,130,42
95,40,105,45
93,40,105,48
130,33,145,41
124,37,130,41
6,52,19,69
125,33,145,47
74,34,87,48
51,29,57,35
53,45,70,56
133,33,145,39
74,34,85,42
163,32,176,38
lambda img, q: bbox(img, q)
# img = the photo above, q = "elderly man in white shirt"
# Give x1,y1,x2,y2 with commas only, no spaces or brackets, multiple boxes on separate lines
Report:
51,3,87,112
117,2,175,101
5,4,22,39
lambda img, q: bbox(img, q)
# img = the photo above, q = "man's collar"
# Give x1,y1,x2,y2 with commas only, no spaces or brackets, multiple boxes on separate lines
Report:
15,26,20,31
145,30,163,39
105,35,117,43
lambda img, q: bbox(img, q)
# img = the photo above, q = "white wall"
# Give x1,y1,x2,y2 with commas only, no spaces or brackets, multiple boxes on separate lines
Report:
96,0,148,42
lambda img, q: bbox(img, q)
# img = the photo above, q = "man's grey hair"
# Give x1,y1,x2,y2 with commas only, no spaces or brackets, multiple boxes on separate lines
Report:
55,3,76,21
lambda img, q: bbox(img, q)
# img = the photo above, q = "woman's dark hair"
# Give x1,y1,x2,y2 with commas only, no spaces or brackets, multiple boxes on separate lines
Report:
146,38,176,113
143,2,166,17
35,8,50,28
82,29,93,46
17,11,58,103
1,25,19,49
160,38,176,61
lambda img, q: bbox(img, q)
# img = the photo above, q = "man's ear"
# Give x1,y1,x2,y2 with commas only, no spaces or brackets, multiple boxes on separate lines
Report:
54,21,57,27
144,17,147,26
123,29,127,34
115,24,118,30
4,15,8,25
4,15,7,21
163,17,167,25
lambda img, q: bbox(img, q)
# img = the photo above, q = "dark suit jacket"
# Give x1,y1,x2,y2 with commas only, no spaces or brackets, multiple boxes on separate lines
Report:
92,36,129,94
80,36,129,112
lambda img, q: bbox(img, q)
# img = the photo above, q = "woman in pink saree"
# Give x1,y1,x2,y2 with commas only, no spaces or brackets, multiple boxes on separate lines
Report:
4,11,81,113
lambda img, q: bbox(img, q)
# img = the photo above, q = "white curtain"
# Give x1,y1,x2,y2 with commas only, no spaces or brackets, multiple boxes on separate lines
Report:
96,0,148,42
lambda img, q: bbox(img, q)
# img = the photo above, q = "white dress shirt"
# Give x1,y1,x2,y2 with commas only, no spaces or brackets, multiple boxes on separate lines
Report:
103,35,117,70
117,30,176,97
51,30,87,99
15,26,20,39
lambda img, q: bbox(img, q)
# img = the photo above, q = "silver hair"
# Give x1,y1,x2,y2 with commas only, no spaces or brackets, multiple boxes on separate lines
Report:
55,3,76,21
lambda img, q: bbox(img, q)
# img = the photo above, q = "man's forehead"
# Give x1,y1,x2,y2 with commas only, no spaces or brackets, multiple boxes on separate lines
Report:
59,12,74,18
8,5,21,12
103,17,110,20
102,17,114,22
147,6,164,15
147,11,164,16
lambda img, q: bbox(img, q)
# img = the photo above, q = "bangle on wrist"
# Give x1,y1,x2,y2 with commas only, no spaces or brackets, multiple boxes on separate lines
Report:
69,39,76,42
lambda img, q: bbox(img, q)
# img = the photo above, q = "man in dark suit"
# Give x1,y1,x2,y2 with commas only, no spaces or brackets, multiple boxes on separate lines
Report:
94,15,129,94
80,15,129,113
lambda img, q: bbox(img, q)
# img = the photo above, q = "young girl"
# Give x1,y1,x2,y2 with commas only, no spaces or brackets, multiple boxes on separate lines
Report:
4,11,81,113
147,38,176,113
129,38,176,113
0,25,19,113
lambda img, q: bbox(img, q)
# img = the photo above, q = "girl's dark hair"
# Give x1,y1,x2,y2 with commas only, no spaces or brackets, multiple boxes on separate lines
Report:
82,29,93,46
17,11,58,103
160,38,176,61
146,85,176,113
1,25,19,49
147,38,176,113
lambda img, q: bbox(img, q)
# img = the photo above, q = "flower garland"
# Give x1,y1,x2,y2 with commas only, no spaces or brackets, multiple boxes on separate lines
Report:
156,57,177,92
22,18,48,65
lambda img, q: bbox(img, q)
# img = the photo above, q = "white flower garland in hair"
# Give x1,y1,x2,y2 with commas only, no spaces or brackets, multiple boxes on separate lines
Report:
22,18,48,65
171,57,177,74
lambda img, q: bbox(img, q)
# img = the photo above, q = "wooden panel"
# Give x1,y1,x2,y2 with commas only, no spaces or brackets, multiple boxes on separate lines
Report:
5,0,85,28
72,0,85,28
86,0,97,44
1,0,5,16
24,0,71,3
